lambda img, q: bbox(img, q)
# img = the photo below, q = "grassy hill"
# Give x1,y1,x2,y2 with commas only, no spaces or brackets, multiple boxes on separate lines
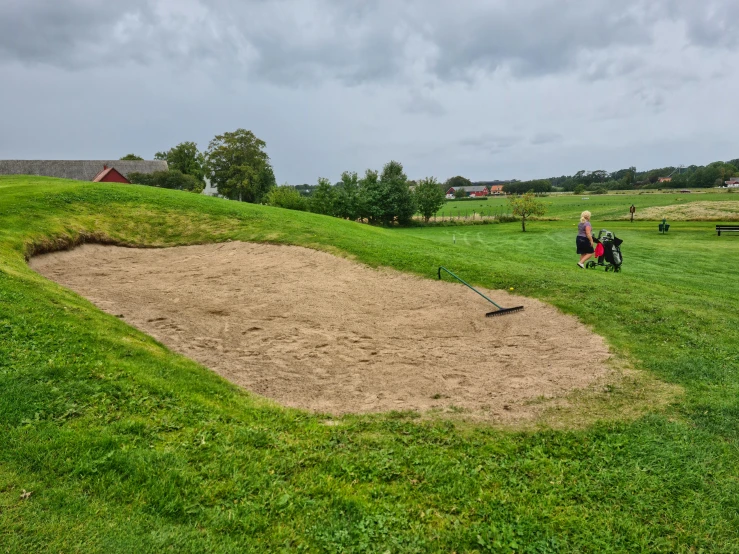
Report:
2,176,739,552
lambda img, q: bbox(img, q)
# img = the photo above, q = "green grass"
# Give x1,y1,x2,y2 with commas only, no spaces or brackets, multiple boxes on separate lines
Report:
436,190,735,221
2,175,739,552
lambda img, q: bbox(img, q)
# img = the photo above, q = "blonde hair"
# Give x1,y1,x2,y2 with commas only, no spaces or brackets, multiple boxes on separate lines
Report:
580,211,591,223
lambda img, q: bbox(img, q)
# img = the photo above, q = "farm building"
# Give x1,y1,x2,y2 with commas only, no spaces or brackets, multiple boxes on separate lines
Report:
0,160,167,181
446,185,489,198
92,166,130,184
724,177,739,188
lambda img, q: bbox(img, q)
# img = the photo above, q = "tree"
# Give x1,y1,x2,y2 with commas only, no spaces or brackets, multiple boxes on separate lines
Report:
120,154,144,160
334,171,361,220
205,129,276,203
265,185,308,211
128,170,204,193
612,166,637,187
414,177,446,222
573,170,607,188
310,177,337,215
573,184,586,195
508,192,547,232
379,160,416,225
356,161,415,225
560,178,579,191
155,142,205,183
445,176,473,190
358,169,383,224
453,187,467,199
712,161,738,187
591,170,608,183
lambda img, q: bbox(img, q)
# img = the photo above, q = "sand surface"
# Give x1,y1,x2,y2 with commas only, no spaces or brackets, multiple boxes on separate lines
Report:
31,242,611,422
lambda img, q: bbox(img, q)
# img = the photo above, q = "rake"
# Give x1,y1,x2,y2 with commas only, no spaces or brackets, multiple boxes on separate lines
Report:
438,266,524,317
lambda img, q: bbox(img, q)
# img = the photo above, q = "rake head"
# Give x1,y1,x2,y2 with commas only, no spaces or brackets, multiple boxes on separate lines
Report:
485,306,524,317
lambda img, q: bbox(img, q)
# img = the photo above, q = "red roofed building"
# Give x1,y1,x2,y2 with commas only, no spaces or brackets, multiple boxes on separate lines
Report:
446,185,489,198
92,165,130,184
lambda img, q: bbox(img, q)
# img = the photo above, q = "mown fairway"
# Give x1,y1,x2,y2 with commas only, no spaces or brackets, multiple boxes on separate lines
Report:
2,176,739,553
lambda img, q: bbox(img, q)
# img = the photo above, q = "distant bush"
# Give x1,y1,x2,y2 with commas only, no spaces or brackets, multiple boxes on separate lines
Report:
128,170,204,193
266,186,309,211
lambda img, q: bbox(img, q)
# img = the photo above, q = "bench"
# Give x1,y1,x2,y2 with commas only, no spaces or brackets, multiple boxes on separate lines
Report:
716,225,739,236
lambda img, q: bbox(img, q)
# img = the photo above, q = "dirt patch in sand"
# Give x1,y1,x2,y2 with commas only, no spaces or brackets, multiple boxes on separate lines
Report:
614,201,739,221
31,242,612,422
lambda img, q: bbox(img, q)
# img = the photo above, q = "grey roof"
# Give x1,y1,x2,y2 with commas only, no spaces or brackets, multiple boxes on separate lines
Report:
0,160,168,181
448,185,488,192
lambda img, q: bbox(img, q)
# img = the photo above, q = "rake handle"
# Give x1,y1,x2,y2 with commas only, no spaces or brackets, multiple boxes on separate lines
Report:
437,266,504,310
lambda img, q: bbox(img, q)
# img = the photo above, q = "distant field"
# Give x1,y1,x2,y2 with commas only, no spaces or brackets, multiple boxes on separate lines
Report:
617,200,739,221
436,190,737,221
2,176,739,552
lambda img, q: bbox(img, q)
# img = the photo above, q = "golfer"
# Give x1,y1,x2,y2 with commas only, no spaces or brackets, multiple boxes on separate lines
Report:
576,210,595,268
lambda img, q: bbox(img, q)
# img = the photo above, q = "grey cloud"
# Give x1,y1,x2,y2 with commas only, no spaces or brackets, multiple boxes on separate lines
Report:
531,132,563,145
594,84,668,121
0,0,229,71
208,0,407,86
634,87,666,112
663,0,739,48
425,0,654,80
0,0,151,67
579,53,647,82
460,133,522,153
4,0,738,86
402,90,446,116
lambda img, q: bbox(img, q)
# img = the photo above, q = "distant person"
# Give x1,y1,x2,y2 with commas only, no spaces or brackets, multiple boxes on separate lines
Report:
577,210,595,268
630,204,636,223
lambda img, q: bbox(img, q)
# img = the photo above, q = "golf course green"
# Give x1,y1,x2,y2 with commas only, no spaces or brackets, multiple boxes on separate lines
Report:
2,176,738,552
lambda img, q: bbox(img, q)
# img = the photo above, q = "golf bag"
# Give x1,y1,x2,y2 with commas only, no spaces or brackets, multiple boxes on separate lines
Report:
587,230,623,272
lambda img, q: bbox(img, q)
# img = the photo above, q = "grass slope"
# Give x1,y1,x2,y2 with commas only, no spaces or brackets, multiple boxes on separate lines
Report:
2,176,739,553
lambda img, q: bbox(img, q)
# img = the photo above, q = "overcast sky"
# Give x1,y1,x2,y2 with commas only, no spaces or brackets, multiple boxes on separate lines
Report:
2,0,738,184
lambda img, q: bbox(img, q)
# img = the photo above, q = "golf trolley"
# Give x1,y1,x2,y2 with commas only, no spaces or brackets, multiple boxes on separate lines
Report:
586,230,623,272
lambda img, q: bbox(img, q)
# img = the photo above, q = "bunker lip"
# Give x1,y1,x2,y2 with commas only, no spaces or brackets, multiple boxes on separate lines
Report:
30,242,612,423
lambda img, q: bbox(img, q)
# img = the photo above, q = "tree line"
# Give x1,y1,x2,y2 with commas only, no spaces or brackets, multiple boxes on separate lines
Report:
266,161,447,224
120,131,739,220
122,140,447,225
545,159,739,192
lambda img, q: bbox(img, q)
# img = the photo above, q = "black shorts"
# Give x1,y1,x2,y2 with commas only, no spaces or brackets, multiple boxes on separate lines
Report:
576,236,594,254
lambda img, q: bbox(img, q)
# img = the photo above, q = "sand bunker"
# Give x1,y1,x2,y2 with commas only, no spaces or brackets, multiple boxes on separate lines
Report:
31,242,611,422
